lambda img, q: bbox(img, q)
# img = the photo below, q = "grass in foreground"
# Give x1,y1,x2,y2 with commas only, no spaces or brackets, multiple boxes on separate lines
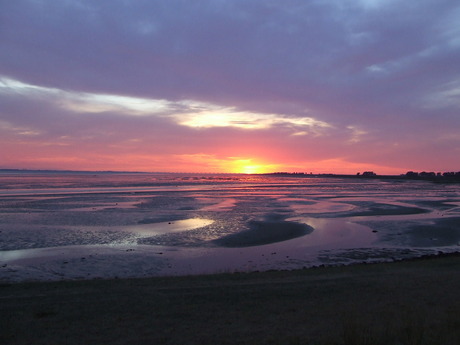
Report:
1,255,460,344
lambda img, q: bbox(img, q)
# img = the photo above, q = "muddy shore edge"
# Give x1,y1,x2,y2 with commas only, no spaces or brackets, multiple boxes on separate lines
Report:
2,252,460,344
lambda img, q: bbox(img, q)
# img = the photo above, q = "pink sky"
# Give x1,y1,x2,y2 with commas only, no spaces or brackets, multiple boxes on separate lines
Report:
1,1,459,174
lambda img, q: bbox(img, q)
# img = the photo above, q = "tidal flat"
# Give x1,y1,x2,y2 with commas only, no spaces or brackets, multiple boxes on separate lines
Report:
1,172,460,344
1,172,459,282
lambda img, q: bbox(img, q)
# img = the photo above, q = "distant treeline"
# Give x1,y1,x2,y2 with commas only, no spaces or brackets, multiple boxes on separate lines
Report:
268,171,460,182
403,171,460,181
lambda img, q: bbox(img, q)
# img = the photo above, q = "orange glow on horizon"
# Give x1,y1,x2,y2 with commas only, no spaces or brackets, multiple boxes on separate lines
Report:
227,158,280,174
239,165,265,174
0,139,410,175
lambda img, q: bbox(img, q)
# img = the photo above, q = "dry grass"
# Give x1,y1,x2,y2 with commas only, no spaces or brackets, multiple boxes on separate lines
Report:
2,255,460,344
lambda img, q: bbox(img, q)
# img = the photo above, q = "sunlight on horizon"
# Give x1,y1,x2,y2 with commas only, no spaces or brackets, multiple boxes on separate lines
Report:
228,158,278,174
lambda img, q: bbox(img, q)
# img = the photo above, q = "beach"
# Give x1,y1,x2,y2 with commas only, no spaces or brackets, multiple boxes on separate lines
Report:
4,1,460,342
1,173,460,343
2,253,460,345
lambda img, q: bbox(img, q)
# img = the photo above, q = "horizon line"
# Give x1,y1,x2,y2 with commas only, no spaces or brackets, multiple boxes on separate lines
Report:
1,168,459,176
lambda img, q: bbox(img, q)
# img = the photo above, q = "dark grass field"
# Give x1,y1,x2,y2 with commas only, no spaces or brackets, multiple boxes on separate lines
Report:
2,254,460,345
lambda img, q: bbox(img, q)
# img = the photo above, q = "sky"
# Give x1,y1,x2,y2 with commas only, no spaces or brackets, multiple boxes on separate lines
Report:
1,0,459,174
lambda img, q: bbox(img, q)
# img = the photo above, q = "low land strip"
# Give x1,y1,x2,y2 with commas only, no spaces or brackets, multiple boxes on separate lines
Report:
2,254,460,345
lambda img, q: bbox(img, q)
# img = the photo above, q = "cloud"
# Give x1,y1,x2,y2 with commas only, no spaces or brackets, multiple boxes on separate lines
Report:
1,76,332,135
424,79,460,109
0,76,171,116
1,0,459,173
174,108,331,133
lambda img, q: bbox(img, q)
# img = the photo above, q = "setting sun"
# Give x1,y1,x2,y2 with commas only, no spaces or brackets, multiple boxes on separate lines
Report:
229,158,275,174
240,165,263,174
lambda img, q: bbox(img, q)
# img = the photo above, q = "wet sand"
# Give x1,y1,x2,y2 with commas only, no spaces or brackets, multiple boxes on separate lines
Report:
213,220,314,247
2,174,460,282
2,253,460,345
1,206,459,281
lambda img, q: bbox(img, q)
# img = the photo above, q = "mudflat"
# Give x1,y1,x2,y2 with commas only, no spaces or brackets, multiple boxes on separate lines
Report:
2,254,460,345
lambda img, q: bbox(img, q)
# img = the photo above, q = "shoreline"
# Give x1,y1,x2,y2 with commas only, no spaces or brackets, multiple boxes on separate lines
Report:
2,168,459,183
2,252,460,344
2,249,459,286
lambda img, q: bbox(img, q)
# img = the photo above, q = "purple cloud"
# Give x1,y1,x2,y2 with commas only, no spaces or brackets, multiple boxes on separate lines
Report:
1,0,459,173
